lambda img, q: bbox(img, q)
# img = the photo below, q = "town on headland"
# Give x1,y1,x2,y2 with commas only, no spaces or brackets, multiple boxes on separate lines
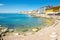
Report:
20,6,60,18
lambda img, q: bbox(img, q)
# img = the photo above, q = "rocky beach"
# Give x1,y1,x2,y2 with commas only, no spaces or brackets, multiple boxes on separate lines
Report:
1,16,60,40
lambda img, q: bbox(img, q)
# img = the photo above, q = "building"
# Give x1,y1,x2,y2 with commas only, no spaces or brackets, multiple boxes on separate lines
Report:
45,6,60,14
37,6,52,14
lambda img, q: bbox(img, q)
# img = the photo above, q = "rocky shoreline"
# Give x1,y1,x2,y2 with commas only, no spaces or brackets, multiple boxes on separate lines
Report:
0,16,60,40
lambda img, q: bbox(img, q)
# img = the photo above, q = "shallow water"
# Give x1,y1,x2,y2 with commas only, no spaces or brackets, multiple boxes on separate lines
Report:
0,13,53,32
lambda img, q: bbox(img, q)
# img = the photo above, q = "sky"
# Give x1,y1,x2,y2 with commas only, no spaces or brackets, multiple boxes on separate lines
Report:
0,0,60,13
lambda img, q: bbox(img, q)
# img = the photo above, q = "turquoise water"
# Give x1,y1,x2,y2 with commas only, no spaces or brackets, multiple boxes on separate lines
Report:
0,13,47,31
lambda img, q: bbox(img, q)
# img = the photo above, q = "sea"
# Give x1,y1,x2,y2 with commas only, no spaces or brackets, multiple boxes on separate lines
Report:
0,13,53,32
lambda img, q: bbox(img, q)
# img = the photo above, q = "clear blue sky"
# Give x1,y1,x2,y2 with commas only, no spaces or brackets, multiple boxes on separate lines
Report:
0,0,60,13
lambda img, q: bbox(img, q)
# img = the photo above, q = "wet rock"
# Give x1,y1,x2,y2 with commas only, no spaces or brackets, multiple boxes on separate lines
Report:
8,29,14,32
